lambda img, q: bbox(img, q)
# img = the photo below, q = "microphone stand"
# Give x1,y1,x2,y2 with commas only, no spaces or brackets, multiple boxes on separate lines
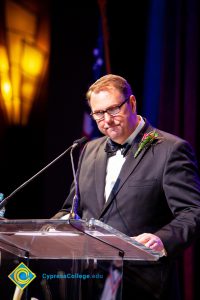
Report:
0,137,87,210
69,143,81,219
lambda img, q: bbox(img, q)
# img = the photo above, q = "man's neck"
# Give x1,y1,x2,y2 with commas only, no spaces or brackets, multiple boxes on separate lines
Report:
124,115,145,144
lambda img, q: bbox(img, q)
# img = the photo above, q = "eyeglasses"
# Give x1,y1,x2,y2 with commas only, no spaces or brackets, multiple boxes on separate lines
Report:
90,97,130,121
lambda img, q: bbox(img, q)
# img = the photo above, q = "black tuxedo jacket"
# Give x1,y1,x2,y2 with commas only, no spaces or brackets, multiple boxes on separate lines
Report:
57,120,200,258
54,120,200,299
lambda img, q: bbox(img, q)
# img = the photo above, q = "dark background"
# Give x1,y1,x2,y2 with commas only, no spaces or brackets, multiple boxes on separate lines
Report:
0,1,200,299
0,0,152,219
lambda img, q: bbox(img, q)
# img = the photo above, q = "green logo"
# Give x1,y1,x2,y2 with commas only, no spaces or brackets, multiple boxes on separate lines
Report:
8,262,36,290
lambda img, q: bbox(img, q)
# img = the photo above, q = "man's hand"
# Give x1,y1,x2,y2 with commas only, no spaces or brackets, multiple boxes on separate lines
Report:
132,233,165,253
60,213,70,220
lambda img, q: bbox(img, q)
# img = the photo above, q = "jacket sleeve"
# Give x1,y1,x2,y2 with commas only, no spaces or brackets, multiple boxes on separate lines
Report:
155,139,200,257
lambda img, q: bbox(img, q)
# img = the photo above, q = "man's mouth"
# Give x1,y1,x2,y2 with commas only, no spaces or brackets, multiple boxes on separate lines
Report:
105,125,119,130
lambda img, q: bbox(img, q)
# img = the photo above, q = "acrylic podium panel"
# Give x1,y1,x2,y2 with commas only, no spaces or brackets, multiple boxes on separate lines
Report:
0,219,162,299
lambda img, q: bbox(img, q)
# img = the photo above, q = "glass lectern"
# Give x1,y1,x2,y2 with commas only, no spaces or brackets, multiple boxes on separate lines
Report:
0,219,162,300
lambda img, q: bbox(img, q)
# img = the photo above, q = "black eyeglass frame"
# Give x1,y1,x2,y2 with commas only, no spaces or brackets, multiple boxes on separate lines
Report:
90,97,130,121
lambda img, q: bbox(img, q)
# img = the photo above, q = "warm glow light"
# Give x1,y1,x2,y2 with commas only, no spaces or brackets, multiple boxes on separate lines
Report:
0,46,9,72
6,0,36,36
21,81,35,100
21,44,45,77
1,79,12,101
12,97,21,124
0,74,12,123
0,0,49,125
21,99,32,126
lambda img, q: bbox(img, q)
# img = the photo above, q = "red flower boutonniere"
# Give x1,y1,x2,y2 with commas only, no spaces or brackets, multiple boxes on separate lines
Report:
134,130,160,158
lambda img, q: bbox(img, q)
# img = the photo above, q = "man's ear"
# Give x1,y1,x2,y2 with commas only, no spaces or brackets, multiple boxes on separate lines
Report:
130,95,137,113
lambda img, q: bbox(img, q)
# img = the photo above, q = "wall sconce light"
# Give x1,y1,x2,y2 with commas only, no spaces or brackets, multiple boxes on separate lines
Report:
0,0,49,125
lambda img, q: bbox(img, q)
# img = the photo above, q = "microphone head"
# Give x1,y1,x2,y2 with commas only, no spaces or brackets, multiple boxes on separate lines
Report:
73,136,88,146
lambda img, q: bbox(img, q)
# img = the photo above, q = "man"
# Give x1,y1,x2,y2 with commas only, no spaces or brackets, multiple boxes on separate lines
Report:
54,74,200,299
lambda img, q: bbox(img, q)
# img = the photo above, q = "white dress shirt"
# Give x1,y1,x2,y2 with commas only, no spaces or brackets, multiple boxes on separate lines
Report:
104,116,145,201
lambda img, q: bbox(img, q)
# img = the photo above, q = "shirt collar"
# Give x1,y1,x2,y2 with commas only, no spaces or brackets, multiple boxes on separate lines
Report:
124,115,145,145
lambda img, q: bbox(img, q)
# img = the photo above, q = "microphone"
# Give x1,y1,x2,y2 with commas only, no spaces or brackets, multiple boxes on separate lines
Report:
0,137,88,210
71,137,87,218
72,136,88,148
69,137,88,219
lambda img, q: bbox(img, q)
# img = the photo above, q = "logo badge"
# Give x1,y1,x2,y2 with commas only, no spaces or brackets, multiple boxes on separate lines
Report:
8,262,36,290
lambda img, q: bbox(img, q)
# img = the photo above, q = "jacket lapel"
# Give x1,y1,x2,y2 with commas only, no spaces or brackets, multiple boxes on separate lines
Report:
95,138,108,209
99,122,155,217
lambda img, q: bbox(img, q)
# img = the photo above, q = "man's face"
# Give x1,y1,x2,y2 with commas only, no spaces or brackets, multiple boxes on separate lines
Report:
90,88,138,144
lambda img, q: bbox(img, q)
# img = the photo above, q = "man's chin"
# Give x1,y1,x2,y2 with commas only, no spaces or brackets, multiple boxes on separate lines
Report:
106,127,120,135
107,132,121,142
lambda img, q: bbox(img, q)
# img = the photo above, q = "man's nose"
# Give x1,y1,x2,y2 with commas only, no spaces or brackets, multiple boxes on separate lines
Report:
104,112,113,122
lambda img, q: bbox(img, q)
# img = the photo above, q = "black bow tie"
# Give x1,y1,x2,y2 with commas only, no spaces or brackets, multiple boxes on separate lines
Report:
104,139,131,157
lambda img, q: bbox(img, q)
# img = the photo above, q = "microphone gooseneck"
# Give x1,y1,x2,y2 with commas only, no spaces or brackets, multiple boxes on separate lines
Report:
0,137,88,210
69,137,88,219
